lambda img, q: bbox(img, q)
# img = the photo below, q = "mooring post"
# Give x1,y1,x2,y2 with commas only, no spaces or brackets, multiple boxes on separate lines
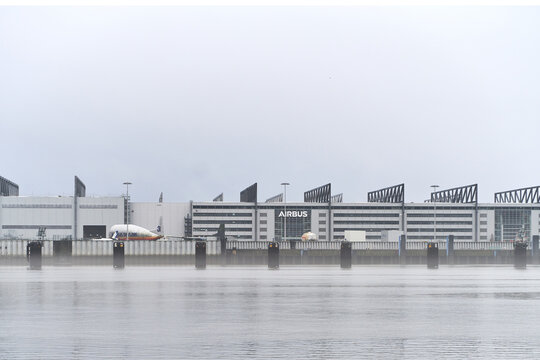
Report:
398,235,407,265
340,241,352,269
218,224,226,265
195,241,206,269
427,242,439,269
268,242,279,269
27,241,42,270
514,242,527,269
113,241,125,269
532,235,539,265
446,235,454,265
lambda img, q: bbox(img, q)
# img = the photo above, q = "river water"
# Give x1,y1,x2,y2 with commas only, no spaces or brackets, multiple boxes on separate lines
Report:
2,265,540,359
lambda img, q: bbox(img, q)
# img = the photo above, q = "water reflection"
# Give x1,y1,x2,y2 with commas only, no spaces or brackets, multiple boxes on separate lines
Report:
1,266,540,359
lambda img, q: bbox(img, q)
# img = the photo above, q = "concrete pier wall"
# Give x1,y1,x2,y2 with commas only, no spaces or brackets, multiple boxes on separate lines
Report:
0,239,533,266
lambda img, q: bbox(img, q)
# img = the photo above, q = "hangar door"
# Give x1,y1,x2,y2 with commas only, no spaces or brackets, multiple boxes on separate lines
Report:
83,225,107,239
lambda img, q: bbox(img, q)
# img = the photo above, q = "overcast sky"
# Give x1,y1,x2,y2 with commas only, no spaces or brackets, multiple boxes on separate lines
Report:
1,6,539,203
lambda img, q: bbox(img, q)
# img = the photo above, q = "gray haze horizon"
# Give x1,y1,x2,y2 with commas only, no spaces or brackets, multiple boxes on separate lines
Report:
1,6,539,203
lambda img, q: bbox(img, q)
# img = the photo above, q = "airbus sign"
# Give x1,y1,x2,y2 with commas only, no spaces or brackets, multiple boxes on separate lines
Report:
278,210,308,218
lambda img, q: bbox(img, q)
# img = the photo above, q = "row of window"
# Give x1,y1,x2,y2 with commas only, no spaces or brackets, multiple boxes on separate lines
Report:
407,228,472,233
333,213,400,218
194,205,254,209
193,227,252,232
406,213,472,218
193,220,252,224
193,213,252,217
79,205,118,209
2,225,72,229
334,228,400,232
407,235,473,240
406,221,472,225
2,204,72,209
334,220,400,225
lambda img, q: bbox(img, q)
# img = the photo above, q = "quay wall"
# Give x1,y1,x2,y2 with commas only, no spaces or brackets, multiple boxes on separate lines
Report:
0,240,536,266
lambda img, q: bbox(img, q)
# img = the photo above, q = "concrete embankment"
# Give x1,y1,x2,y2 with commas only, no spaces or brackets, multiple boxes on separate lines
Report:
0,239,536,266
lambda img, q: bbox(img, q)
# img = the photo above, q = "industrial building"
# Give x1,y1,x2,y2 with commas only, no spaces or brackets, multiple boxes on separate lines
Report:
1,175,539,243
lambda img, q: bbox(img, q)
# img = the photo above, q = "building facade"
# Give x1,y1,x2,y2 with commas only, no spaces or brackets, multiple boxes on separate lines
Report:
1,176,539,242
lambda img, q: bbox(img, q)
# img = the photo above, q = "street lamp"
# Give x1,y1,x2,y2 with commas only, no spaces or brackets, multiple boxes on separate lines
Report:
431,184,439,242
281,182,290,242
123,182,132,241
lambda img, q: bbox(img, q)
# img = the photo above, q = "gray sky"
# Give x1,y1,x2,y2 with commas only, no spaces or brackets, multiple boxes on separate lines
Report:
1,6,539,203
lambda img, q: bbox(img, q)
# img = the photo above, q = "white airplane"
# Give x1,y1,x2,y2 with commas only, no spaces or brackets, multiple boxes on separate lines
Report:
93,224,210,242
94,224,162,241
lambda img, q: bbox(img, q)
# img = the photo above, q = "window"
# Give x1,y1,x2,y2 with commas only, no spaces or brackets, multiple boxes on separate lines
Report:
495,208,531,241
260,213,267,217
318,228,326,233
319,213,326,217
193,212,252,217
406,221,472,225
260,228,267,232
260,235,267,240
260,220,267,225
319,235,326,240
480,221,488,225
406,213,472,218
336,220,400,225
480,228,487,232
334,213,399,217
480,236,488,240
480,213,487,218
319,220,326,224
193,220,252,224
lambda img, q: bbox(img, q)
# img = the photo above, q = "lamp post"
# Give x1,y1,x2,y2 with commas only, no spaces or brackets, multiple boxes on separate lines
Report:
431,185,439,242
123,182,132,241
281,182,290,242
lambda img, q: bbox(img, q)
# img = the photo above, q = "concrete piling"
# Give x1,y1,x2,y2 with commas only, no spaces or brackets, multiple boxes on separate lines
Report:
113,241,125,269
398,235,407,265
532,235,539,264
514,242,527,269
26,241,42,270
195,241,206,269
446,235,455,265
340,241,352,269
268,242,279,269
427,242,439,269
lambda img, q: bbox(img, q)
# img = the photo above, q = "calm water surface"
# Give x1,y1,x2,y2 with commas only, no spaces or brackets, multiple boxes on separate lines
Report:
2,265,540,359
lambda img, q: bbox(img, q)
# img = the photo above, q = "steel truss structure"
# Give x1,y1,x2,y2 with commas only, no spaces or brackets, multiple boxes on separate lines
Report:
431,184,478,204
213,193,223,202
74,176,86,198
265,193,283,203
368,184,404,203
240,183,257,203
304,183,331,203
494,186,540,203
0,175,19,196
331,193,343,203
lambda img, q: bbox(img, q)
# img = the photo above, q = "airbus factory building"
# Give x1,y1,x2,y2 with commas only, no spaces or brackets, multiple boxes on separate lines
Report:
1,175,540,243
